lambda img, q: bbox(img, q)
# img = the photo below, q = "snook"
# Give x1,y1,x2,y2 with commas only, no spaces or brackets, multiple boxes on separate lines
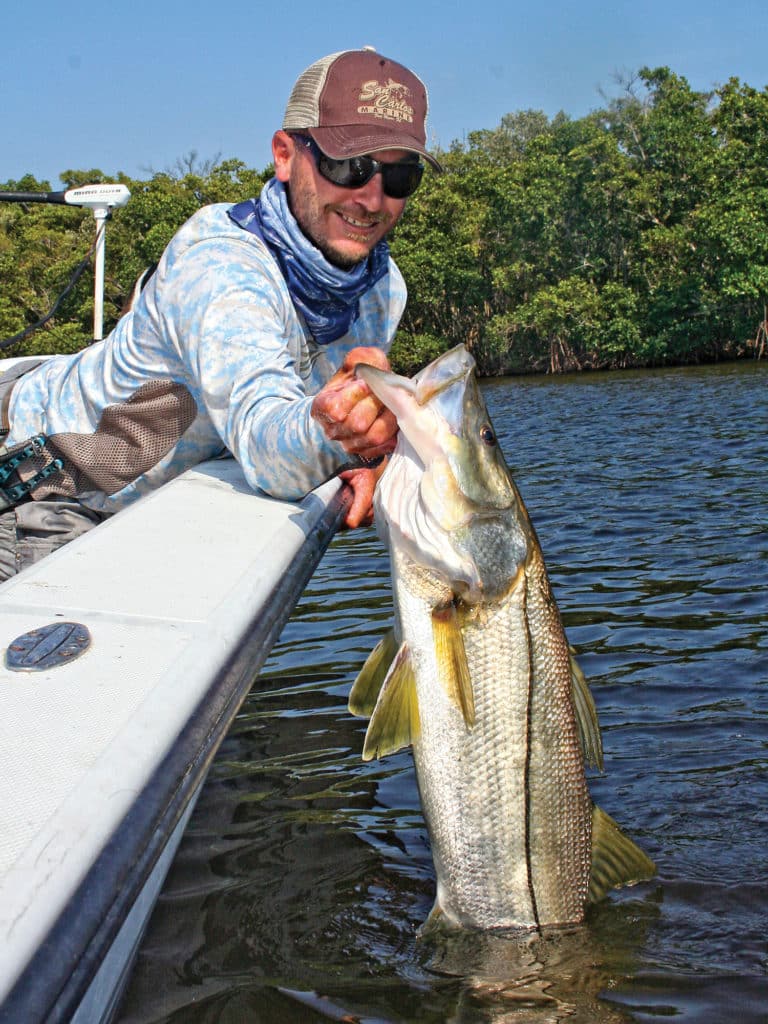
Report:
350,345,655,930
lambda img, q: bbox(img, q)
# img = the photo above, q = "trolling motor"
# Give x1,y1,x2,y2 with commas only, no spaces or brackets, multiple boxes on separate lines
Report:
0,183,131,341
0,183,131,208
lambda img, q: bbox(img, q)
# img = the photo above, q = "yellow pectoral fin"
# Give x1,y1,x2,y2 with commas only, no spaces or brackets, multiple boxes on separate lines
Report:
588,805,656,903
361,643,420,761
569,646,604,771
348,628,398,718
432,605,475,728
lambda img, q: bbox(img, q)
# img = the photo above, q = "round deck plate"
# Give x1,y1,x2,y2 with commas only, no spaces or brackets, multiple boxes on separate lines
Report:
5,621,91,671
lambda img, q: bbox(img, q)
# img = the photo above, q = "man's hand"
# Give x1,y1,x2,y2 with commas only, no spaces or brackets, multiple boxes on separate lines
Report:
311,347,398,461
339,459,388,529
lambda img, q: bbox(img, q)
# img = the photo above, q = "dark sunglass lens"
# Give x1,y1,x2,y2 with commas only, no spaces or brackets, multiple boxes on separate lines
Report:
382,162,424,199
317,153,375,189
347,156,378,188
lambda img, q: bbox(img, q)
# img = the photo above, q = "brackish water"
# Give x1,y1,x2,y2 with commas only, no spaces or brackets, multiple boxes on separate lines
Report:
117,361,767,1023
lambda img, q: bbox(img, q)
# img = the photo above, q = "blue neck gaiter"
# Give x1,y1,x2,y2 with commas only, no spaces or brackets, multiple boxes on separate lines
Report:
228,179,390,345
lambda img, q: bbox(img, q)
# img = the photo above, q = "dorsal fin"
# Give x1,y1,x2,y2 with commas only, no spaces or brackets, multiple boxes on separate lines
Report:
569,647,604,770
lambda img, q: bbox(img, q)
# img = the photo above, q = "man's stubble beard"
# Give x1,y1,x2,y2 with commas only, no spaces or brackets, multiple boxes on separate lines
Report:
286,180,386,271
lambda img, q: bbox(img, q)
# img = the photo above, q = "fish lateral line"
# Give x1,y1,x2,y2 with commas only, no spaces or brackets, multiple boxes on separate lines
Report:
521,594,541,929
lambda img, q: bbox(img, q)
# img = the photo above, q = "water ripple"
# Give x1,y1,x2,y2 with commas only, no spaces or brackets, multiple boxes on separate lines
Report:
118,361,768,1024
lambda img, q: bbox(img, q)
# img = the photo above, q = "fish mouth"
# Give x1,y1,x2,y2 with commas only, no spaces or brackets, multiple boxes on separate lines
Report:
411,345,476,406
355,365,442,467
356,346,473,412
354,362,419,419
355,347,475,469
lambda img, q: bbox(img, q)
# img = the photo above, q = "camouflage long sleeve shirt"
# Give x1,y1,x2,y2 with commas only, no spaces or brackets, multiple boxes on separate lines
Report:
6,199,407,513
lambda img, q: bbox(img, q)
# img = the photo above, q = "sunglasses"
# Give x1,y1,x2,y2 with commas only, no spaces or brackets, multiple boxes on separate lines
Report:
293,134,424,200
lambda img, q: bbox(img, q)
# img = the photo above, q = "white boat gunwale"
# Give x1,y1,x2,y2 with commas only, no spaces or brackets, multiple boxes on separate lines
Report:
0,457,350,1023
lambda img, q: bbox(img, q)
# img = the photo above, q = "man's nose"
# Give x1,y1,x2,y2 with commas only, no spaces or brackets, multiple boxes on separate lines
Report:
352,172,386,209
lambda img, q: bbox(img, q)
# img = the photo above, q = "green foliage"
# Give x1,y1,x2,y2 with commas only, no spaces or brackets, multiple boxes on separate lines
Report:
394,67,768,373
2,70,767,371
389,332,449,376
0,191,96,354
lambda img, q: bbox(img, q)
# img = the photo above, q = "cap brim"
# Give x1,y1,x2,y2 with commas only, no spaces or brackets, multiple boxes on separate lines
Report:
308,126,443,171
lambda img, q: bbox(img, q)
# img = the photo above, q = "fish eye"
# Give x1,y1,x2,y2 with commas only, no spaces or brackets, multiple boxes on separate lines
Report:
480,425,496,446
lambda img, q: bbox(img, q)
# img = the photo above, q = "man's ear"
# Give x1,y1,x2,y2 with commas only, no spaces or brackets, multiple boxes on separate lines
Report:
272,131,295,183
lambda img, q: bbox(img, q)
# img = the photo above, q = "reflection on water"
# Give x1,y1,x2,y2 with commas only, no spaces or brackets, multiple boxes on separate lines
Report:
118,362,767,1023
420,911,662,1024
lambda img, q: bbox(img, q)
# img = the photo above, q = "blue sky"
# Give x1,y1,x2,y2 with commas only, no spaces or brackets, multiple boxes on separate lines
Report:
3,0,766,187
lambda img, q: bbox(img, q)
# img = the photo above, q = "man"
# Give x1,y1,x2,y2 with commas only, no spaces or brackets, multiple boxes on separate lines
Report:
0,48,441,581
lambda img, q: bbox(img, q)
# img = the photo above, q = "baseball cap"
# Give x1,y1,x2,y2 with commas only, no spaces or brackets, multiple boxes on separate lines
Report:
282,48,442,171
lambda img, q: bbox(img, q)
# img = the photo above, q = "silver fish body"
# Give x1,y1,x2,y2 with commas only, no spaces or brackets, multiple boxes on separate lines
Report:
350,345,655,930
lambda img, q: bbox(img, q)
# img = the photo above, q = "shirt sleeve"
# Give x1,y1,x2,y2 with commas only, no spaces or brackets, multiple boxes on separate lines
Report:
154,231,382,499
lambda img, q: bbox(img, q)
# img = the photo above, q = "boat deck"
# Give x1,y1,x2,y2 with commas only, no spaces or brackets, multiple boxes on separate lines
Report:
0,457,347,1022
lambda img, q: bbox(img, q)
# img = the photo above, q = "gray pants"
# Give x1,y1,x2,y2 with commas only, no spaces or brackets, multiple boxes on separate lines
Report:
0,500,108,583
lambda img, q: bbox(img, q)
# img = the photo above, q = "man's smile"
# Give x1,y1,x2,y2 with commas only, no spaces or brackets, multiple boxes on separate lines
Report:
336,209,387,232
